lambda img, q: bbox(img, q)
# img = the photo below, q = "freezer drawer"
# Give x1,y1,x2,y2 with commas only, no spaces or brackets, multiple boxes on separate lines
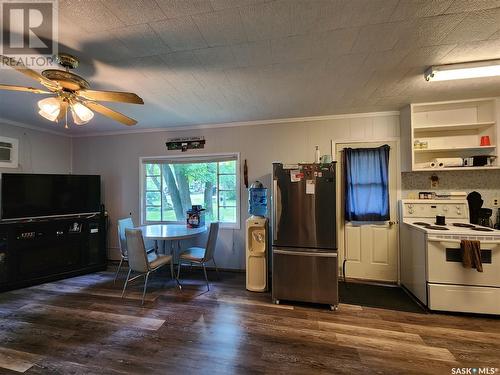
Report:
272,247,338,307
428,283,500,315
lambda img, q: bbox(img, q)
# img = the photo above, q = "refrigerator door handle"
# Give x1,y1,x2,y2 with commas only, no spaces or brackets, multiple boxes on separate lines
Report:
274,249,338,258
272,179,280,240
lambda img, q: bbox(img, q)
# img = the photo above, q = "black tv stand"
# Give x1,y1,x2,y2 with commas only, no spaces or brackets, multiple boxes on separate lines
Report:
0,214,107,292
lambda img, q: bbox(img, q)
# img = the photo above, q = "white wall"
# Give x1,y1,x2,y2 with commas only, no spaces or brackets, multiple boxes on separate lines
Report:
71,113,400,270
0,122,72,174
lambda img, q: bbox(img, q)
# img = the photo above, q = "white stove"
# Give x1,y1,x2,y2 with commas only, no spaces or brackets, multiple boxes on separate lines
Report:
405,219,500,236
400,199,500,315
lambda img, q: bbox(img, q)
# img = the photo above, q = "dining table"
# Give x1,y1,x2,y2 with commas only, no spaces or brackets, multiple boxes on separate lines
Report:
137,224,207,257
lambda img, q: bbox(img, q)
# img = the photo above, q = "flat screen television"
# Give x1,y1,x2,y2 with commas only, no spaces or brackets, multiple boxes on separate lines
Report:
1,173,101,220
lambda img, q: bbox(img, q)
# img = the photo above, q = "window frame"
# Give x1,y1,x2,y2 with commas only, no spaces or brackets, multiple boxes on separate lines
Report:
139,152,240,230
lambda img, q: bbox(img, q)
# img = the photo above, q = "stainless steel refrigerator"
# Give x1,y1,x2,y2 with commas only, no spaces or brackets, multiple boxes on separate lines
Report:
271,162,338,309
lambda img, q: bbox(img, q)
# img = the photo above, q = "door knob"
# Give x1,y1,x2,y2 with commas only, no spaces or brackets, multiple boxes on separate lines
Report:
388,221,397,226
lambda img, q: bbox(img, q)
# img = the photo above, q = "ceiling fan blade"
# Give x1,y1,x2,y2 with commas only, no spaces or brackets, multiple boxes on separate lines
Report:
84,101,137,126
0,55,60,90
77,89,144,104
57,101,68,121
0,84,52,94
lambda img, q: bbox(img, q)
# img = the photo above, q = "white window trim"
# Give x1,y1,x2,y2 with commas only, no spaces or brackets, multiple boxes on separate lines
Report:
139,152,240,230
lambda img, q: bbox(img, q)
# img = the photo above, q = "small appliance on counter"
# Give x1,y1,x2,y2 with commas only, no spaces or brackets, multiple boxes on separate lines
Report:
467,191,483,225
495,208,500,230
186,205,205,228
478,208,493,228
466,191,494,227
246,181,269,292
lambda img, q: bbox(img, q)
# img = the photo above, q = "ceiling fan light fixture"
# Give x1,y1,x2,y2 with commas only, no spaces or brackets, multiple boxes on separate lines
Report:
37,97,60,121
1,53,143,127
71,102,94,125
425,59,500,81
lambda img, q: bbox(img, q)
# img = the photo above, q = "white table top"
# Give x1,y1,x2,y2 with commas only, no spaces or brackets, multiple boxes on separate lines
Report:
138,224,207,240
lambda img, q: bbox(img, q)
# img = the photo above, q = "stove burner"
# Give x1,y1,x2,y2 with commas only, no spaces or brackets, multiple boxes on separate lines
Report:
471,227,494,232
426,225,449,230
413,222,431,227
452,223,476,228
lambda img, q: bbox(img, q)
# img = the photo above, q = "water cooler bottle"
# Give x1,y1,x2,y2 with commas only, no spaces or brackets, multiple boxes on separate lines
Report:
246,181,268,292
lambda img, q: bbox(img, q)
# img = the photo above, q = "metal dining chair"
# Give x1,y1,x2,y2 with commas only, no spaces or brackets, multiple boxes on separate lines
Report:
122,228,179,305
177,222,220,291
115,218,157,283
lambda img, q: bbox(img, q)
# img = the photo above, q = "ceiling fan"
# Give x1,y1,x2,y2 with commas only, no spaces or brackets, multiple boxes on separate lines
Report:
0,53,144,128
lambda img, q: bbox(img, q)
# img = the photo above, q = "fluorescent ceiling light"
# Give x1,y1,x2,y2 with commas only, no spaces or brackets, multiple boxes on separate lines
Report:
425,59,500,81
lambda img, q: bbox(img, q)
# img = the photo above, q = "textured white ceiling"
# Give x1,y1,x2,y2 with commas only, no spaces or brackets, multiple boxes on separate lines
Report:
1,0,500,134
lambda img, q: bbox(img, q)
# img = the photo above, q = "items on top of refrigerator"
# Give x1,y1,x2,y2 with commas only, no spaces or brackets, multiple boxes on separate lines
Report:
314,146,320,163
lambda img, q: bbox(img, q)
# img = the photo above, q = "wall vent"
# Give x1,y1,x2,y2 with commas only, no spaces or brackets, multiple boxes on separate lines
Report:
0,137,19,168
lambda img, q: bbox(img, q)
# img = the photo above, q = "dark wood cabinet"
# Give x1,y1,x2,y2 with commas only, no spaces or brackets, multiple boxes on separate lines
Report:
0,232,9,285
0,214,106,292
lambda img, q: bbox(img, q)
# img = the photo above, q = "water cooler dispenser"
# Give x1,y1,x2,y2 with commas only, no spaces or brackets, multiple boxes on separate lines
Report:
246,181,268,292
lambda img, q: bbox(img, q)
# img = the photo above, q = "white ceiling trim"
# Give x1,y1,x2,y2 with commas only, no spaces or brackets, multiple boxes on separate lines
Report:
72,110,401,138
0,117,70,138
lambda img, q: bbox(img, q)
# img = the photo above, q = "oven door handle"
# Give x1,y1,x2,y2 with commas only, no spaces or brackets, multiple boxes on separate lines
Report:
428,237,500,246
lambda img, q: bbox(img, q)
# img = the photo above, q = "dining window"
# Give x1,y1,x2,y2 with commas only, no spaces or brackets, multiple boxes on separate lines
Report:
141,154,239,228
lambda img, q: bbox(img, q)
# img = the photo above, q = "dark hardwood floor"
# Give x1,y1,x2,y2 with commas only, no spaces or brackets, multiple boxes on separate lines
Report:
0,266,499,374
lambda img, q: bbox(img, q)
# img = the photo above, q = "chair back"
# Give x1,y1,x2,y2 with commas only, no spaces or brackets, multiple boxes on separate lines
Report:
117,217,134,257
203,222,219,262
125,228,150,273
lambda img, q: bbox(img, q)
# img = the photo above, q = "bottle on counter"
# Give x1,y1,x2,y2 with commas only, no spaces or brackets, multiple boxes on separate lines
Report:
314,145,320,163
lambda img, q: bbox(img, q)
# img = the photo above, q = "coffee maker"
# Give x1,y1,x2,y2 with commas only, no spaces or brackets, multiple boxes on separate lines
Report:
478,208,493,228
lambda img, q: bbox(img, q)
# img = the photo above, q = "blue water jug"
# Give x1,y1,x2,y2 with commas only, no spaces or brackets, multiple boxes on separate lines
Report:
248,181,267,217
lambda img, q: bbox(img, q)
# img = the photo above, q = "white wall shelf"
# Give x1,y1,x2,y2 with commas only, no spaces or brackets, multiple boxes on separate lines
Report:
400,98,500,172
413,166,500,172
413,121,495,133
414,145,496,153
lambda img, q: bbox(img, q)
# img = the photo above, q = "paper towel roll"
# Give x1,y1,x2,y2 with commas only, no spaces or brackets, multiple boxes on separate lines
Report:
415,162,437,169
433,158,463,167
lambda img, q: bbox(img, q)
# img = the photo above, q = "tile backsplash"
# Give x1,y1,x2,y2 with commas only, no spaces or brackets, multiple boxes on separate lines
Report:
402,170,500,213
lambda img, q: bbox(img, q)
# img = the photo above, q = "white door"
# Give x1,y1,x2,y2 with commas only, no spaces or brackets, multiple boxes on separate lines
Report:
336,141,399,282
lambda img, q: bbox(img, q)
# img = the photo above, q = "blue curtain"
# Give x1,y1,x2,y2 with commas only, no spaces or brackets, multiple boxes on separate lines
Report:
344,145,390,222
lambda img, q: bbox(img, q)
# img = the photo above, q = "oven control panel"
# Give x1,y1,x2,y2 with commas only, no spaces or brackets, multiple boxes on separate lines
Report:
402,201,468,219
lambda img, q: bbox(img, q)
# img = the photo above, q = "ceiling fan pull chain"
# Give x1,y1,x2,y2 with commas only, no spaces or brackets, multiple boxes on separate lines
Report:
65,105,69,129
